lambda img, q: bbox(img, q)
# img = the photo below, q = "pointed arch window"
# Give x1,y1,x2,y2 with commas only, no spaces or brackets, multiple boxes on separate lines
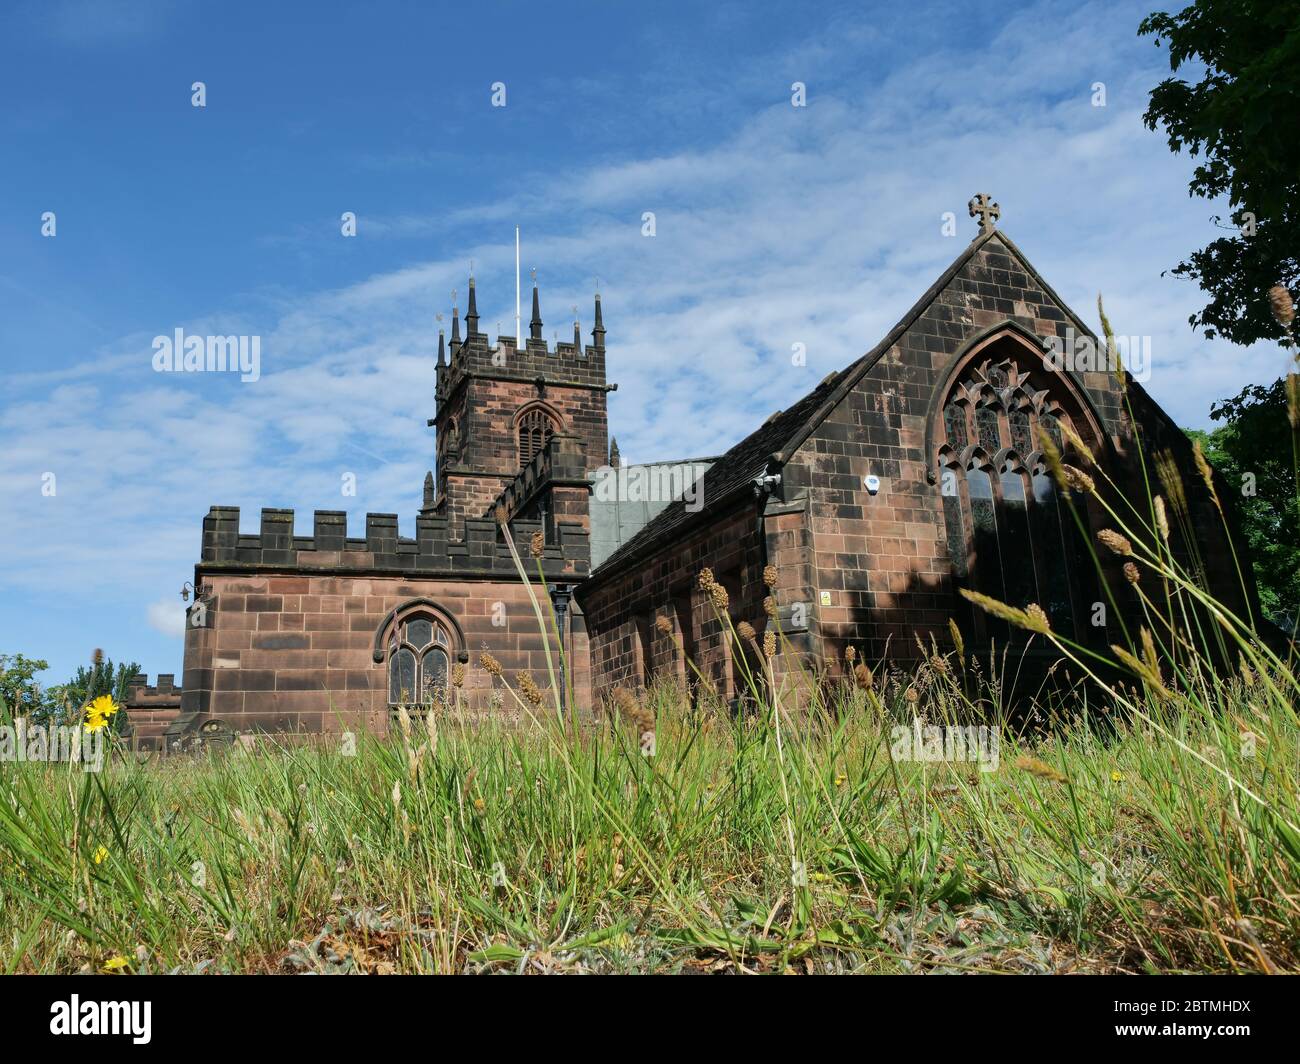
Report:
936,350,1092,639
387,613,453,706
517,408,556,467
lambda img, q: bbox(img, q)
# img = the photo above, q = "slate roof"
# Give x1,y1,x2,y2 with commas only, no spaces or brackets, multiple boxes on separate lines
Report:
586,366,850,582
584,228,1090,587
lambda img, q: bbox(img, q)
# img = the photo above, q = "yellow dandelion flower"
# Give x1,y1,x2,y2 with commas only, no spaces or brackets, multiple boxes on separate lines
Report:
1110,771,1125,782
92,845,109,865
102,955,130,973
83,695,119,733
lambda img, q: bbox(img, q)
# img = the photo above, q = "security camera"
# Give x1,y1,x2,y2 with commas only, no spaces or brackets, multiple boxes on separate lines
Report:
864,475,881,496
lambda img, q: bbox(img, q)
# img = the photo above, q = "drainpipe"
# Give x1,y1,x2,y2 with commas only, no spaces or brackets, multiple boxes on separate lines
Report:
548,582,574,715
752,467,782,570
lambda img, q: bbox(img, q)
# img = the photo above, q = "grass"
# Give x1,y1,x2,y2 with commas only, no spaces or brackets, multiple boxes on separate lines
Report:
0,655,1296,974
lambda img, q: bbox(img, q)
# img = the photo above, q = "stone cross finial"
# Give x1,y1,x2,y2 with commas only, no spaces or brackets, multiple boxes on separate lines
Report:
968,193,1000,233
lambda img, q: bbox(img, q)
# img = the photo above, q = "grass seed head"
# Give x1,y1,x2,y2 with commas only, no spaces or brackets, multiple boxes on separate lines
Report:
763,631,776,658
960,589,1051,635
1123,561,1141,585
1192,439,1222,513
1156,450,1188,516
1269,284,1294,328
1059,420,1096,467
737,620,756,641
762,564,778,589
1154,496,1170,542
612,686,654,732
1097,529,1132,556
1064,465,1095,494
517,672,543,706
478,651,502,677
1015,755,1067,783
529,531,544,558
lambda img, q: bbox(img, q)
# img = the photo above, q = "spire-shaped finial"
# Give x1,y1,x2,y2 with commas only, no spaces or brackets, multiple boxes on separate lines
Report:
592,290,605,349
609,437,621,468
437,326,446,366
423,471,435,509
451,303,461,344
529,268,543,341
572,305,581,350
465,276,479,336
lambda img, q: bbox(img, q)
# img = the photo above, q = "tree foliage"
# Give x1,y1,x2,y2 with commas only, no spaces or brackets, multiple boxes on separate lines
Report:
1,651,141,731
1187,376,1300,627
0,654,50,720
1139,0,1299,346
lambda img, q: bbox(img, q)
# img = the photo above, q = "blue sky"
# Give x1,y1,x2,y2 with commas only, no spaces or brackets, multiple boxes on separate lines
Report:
0,0,1289,686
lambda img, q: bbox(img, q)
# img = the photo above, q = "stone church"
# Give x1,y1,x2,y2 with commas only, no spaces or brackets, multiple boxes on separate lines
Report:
131,200,1250,747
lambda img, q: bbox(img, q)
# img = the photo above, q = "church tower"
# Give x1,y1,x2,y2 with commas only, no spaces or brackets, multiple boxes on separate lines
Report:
431,275,612,530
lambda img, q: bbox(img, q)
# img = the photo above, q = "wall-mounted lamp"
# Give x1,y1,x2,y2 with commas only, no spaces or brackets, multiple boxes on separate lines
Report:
180,581,210,603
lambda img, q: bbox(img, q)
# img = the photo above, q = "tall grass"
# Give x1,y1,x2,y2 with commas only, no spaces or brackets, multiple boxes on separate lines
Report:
0,631,1296,973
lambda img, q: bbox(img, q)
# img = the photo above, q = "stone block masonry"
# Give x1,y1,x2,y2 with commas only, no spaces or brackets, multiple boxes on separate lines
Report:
182,507,593,735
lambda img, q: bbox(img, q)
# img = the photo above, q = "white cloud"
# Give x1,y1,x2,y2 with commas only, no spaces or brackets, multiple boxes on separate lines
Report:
146,596,187,639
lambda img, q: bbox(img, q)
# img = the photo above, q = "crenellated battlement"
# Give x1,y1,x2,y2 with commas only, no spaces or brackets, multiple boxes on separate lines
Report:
485,433,592,525
437,332,609,407
127,673,182,699
199,506,589,577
